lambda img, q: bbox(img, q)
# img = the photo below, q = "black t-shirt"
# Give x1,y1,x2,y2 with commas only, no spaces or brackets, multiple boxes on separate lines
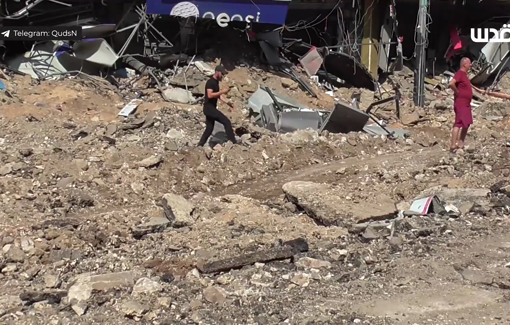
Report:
204,77,219,110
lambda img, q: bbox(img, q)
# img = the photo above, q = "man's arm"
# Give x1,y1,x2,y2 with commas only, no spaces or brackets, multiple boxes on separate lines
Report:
219,95,231,104
206,88,228,99
219,95,234,109
472,85,487,94
449,78,459,96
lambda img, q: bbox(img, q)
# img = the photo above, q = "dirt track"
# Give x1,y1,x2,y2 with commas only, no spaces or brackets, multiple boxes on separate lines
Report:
218,147,446,200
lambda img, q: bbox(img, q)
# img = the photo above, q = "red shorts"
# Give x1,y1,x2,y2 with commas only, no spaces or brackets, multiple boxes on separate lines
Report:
453,105,473,128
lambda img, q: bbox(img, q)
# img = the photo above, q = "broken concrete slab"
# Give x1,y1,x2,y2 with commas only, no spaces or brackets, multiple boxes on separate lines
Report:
198,238,309,274
415,186,490,207
282,181,397,226
19,290,67,305
132,217,170,239
352,285,500,319
458,269,494,286
136,155,163,168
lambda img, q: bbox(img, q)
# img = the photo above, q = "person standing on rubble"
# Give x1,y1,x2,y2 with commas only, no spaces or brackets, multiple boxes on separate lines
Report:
197,65,237,147
448,57,472,153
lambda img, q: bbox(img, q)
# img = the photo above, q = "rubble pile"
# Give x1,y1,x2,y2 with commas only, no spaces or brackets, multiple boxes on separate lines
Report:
2,0,510,323
0,14,509,323
0,60,509,325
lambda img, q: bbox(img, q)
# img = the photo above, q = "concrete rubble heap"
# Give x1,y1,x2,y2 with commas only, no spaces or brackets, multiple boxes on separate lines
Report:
0,1,510,324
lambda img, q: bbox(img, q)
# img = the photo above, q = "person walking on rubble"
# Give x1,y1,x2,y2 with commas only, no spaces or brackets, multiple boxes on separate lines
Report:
448,57,473,153
197,65,237,147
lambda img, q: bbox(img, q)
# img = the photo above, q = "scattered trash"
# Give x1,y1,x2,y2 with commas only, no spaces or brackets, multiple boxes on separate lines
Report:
119,99,143,117
408,196,446,215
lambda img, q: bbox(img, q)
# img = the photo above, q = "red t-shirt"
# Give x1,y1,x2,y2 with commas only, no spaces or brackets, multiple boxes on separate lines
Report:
453,70,472,108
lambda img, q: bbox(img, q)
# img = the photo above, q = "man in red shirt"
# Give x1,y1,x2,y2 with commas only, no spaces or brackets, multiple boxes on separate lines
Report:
448,57,473,152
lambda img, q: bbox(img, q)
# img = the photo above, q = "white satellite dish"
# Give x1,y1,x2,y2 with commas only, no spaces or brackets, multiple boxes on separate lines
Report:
170,2,200,18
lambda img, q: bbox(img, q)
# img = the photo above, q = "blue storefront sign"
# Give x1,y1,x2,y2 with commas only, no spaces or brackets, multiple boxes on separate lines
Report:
146,0,289,26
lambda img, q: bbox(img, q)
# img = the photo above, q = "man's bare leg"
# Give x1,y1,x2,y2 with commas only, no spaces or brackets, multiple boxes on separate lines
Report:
458,126,469,149
450,126,460,151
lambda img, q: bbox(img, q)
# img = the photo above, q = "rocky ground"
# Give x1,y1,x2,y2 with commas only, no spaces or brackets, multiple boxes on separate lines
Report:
0,63,509,325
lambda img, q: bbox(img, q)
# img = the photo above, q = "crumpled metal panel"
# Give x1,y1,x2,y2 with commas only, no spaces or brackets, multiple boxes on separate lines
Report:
278,110,321,133
320,101,370,134
248,87,309,114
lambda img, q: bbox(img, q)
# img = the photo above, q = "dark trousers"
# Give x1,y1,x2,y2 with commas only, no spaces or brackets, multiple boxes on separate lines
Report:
198,107,236,146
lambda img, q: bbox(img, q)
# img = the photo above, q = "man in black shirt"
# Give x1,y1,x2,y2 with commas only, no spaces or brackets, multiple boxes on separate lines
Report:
197,65,237,146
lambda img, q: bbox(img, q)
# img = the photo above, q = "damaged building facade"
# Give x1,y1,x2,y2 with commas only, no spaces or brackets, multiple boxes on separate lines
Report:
0,0,508,137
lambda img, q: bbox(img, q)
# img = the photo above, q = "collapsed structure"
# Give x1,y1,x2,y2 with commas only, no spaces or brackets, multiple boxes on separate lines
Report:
1,0,510,136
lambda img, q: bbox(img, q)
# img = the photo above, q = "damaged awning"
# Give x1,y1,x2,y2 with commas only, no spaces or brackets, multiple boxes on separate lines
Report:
146,0,289,26
284,40,377,91
6,39,119,79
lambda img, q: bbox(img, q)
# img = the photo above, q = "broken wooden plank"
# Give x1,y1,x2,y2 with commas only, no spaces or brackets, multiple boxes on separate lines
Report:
197,238,309,274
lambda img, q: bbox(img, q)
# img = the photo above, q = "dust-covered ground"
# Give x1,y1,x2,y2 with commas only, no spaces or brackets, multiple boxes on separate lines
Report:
0,64,510,325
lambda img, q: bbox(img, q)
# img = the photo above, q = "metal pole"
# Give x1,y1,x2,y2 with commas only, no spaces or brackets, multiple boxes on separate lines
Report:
413,0,427,107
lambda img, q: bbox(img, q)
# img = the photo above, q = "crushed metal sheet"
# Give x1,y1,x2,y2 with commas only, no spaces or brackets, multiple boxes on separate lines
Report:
363,124,408,138
278,110,321,133
118,99,143,117
320,101,370,134
408,196,446,215
256,31,283,48
261,105,279,132
81,24,117,38
6,41,102,79
259,42,283,66
248,87,309,114
72,39,119,67
299,46,323,77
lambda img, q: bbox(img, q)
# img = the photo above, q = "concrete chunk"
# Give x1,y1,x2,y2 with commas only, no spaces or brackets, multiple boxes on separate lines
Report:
68,271,136,304
121,300,148,317
295,257,332,269
162,193,194,227
283,181,397,226
88,271,136,291
132,277,162,295
198,238,309,274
